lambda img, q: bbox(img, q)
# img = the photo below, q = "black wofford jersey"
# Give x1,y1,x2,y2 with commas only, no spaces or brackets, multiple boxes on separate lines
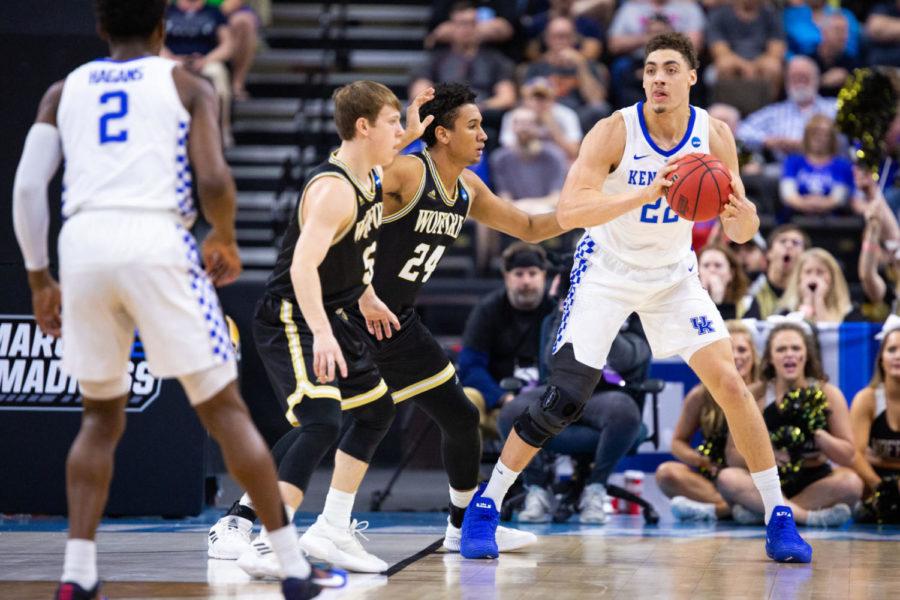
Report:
267,155,383,310
373,150,472,312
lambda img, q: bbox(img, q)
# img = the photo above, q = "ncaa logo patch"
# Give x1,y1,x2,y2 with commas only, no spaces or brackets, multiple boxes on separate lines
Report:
691,136,701,148
0,315,162,413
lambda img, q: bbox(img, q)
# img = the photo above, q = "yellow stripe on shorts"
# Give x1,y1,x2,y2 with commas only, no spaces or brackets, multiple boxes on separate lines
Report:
392,363,456,404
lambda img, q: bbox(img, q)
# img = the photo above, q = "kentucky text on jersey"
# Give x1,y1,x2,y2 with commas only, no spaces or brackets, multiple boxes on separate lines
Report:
627,169,657,186
89,67,144,85
354,203,383,242
414,209,465,238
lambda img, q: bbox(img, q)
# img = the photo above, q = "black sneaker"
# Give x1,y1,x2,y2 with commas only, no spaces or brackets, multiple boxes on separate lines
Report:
55,582,105,600
281,574,322,600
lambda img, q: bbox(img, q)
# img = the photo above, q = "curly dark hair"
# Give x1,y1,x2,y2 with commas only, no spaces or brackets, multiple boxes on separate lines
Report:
420,83,478,148
645,32,699,70
94,0,167,40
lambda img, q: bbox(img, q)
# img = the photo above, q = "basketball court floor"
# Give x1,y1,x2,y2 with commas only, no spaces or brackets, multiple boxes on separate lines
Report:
3,473,899,599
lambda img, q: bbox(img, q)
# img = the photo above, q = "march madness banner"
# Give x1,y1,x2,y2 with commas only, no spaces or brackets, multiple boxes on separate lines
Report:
0,314,162,412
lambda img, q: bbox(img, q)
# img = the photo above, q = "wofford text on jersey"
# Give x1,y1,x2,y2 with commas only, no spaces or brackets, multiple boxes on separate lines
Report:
0,317,160,411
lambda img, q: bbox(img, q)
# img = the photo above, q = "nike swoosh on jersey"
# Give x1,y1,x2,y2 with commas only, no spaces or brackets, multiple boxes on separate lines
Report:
633,154,649,160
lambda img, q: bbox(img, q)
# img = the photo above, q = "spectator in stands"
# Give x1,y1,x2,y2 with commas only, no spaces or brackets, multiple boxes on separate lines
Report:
523,16,610,131
459,243,556,438
779,247,866,323
607,0,705,106
850,320,900,523
707,0,786,102
499,78,582,160
163,0,234,146
499,263,647,524
656,321,759,522
732,233,769,296
784,0,861,63
716,322,862,526
523,0,605,61
778,115,854,220
698,245,752,320
736,56,836,164
426,0,520,58
812,12,862,97
858,168,900,321
744,224,810,319
491,107,570,211
410,3,517,114
709,103,765,177
210,0,262,101
867,0,900,66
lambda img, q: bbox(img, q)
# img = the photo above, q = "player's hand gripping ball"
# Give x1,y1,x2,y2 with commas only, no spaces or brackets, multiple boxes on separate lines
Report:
665,152,733,221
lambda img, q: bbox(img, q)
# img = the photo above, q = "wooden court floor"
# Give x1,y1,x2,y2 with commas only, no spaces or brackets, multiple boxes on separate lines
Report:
2,516,899,600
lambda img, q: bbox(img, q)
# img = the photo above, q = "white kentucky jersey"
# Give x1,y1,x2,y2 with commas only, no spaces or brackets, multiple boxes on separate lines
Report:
587,102,710,269
56,56,195,224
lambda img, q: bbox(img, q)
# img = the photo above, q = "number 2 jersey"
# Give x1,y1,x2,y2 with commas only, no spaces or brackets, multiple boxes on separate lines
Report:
56,56,196,225
372,149,472,313
266,153,383,311
587,101,710,270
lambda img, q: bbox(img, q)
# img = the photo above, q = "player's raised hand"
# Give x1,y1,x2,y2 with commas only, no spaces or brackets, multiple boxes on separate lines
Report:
313,331,348,383
28,270,61,337
405,87,436,140
358,288,401,341
202,228,242,287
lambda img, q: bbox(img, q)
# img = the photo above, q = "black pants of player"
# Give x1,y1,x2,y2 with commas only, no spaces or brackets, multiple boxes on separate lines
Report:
348,306,482,492
254,294,395,493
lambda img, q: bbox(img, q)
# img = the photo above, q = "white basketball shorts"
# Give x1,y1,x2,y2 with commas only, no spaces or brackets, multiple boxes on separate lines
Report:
58,210,236,387
553,234,729,369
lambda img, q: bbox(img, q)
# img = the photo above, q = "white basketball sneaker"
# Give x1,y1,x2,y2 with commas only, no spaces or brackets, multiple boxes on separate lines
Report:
670,496,717,522
443,516,537,552
517,485,553,523
236,530,348,588
208,515,253,559
299,516,388,573
578,483,609,524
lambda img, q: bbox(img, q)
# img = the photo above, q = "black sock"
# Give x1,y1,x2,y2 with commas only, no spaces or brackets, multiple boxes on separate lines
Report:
227,500,258,523
449,503,466,529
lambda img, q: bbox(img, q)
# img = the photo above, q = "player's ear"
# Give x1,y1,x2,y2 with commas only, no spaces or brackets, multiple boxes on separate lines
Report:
688,68,698,86
355,116,370,138
435,125,450,145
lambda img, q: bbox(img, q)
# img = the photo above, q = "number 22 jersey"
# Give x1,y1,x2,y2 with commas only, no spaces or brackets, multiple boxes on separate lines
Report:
56,56,197,225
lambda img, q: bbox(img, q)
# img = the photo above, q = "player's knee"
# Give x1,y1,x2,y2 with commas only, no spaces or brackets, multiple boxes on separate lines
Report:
514,384,585,448
708,371,749,411
303,418,342,448
353,393,395,433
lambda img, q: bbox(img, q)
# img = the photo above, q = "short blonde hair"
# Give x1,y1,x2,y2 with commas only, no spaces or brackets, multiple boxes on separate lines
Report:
333,80,402,141
778,248,852,322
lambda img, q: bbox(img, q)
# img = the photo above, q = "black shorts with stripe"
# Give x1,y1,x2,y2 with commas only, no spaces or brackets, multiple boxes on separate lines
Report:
345,306,456,403
253,293,387,426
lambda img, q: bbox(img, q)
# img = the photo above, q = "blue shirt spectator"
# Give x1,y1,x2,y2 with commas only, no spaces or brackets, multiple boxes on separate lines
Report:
165,1,228,56
784,0,861,59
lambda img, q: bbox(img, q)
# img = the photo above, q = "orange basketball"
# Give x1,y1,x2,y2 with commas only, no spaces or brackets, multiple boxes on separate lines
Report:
664,152,733,222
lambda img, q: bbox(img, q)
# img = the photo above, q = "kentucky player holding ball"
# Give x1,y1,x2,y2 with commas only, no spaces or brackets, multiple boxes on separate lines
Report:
461,32,813,563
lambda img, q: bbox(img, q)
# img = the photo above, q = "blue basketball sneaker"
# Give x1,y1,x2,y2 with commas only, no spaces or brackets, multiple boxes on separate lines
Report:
765,506,812,563
460,489,500,559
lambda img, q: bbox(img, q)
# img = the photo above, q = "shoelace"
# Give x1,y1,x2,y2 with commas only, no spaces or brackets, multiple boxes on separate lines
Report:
349,519,371,543
770,515,805,545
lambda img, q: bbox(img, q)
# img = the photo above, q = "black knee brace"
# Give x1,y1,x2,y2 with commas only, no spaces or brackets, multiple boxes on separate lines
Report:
514,384,585,447
514,344,602,448
338,392,396,463
276,400,342,492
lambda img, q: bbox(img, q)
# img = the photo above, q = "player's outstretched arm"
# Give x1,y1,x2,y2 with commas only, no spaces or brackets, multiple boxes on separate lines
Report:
463,170,566,242
13,80,64,337
289,177,356,382
175,67,241,285
556,113,673,230
710,117,759,244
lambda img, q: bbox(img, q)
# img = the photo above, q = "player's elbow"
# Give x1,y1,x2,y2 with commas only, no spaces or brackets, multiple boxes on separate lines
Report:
556,205,579,230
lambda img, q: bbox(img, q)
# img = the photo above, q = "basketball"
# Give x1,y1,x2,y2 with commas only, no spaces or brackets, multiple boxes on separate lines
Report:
664,152,733,222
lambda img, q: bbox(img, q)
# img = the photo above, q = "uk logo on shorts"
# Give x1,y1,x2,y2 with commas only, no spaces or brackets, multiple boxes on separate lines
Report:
690,315,715,335
0,315,162,412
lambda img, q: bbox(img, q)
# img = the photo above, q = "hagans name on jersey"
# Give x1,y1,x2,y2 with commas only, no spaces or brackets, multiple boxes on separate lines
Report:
0,316,161,412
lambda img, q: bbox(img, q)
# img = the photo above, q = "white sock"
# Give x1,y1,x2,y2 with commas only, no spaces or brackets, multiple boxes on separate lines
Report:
750,466,785,524
239,492,255,511
322,487,356,529
482,460,520,510
267,525,310,579
449,486,476,510
61,539,97,590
